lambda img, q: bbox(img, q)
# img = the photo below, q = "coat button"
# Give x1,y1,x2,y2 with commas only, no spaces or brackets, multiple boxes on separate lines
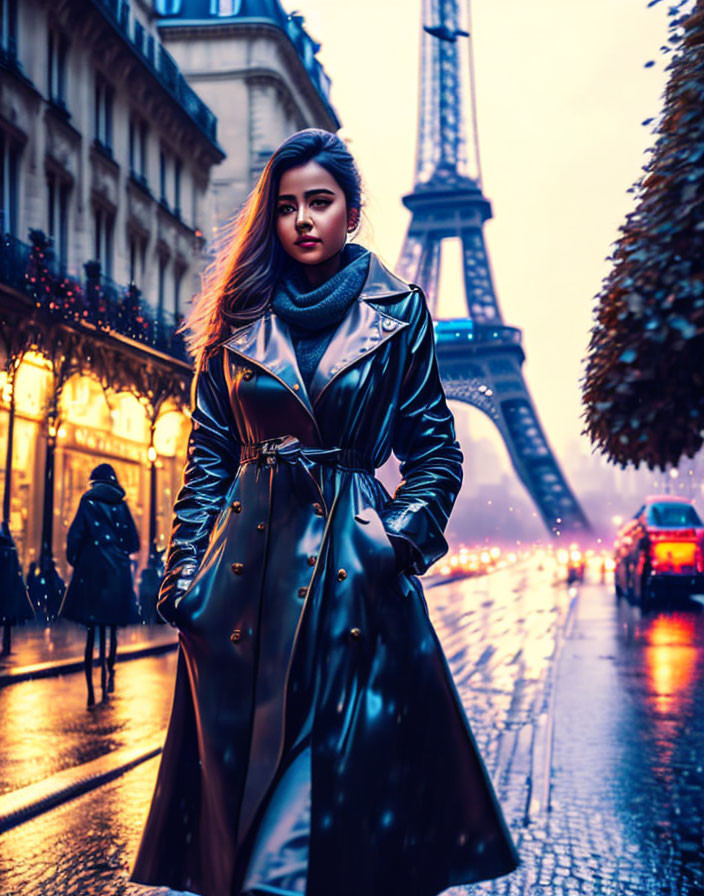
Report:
313,503,324,516
242,368,254,381
293,383,300,391
231,562,244,575
230,629,242,643
257,522,265,531
337,568,347,581
382,317,397,331
297,587,308,598
349,627,361,640
233,501,242,513
307,555,317,567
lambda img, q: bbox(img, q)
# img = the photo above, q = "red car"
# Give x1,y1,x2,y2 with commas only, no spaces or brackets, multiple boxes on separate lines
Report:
614,496,704,608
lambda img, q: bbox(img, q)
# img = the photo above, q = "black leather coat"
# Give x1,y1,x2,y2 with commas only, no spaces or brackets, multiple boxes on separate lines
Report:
131,256,518,896
59,481,141,627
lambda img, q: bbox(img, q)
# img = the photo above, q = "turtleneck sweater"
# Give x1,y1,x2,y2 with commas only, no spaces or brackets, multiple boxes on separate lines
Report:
271,243,370,393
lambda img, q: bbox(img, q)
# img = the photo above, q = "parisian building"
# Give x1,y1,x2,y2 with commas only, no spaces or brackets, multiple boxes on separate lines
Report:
0,0,338,604
155,0,340,226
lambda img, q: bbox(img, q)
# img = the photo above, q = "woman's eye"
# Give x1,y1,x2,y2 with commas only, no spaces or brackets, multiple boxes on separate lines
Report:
277,204,295,215
310,199,331,208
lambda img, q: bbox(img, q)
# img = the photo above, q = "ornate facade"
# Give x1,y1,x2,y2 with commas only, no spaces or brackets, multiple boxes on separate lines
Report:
0,0,223,601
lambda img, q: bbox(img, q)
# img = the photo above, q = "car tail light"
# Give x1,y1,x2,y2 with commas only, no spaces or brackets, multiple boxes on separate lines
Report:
649,533,698,572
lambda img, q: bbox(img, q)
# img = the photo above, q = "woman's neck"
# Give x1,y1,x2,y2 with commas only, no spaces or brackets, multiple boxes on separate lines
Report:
299,250,343,289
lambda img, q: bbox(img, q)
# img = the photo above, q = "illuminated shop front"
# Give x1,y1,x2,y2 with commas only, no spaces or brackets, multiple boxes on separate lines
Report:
0,356,190,585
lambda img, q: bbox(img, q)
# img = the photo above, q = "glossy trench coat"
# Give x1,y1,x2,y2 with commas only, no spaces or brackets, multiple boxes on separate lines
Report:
131,256,518,896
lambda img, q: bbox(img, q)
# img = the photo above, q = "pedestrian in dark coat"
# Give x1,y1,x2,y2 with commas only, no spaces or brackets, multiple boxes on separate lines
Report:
0,521,35,654
132,130,518,896
59,463,140,706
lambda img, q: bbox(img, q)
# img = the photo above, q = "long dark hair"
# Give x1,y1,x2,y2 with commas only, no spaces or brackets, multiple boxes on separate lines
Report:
186,128,363,371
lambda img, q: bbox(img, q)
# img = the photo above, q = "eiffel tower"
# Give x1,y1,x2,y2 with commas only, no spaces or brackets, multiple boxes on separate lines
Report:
398,0,590,538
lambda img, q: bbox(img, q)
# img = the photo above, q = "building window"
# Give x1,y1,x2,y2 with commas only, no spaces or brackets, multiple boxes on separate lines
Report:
0,0,18,60
94,206,114,279
129,235,146,288
94,74,114,154
159,149,168,205
157,254,168,320
210,0,241,14
129,116,148,186
173,265,183,317
47,172,70,269
48,29,68,110
154,0,182,14
173,158,181,217
0,130,19,236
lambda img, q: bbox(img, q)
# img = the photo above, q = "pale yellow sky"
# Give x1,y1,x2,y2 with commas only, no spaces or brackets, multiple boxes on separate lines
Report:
283,0,671,463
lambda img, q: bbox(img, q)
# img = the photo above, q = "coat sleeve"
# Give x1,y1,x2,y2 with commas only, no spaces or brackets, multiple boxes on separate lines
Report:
379,289,464,575
66,499,88,567
157,347,240,622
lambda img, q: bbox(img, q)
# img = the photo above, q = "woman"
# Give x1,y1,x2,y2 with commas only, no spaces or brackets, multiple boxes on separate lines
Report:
132,129,518,896
60,463,141,707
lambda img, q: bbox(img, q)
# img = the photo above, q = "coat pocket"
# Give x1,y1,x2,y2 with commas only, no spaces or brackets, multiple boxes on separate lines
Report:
352,505,398,578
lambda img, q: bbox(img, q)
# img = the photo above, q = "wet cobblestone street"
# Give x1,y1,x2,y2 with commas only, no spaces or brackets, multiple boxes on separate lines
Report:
1,560,703,895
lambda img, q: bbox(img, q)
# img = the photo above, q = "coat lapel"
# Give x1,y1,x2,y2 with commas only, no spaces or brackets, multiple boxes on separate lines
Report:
222,254,412,422
224,313,318,424
309,255,411,408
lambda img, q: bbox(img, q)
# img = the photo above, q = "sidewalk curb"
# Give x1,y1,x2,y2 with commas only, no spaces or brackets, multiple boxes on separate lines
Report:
0,639,178,688
0,741,163,834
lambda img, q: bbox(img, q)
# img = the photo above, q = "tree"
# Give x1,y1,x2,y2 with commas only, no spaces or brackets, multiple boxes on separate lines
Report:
583,0,704,470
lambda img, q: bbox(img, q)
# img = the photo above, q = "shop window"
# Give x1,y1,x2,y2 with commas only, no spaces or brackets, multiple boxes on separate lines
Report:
0,130,20,236
0,0,17,61
47,171,70,270
94,73,114,154
48,28,69,111
94,206,114,279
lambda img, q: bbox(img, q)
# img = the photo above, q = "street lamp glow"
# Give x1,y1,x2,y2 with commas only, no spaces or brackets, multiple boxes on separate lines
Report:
147,445,157,463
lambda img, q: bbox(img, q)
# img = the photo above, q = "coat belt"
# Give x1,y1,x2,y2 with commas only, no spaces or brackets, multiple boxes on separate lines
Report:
239,436,374,474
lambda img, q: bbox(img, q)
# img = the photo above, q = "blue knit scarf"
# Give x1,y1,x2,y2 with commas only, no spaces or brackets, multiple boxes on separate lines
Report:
271,243,371,391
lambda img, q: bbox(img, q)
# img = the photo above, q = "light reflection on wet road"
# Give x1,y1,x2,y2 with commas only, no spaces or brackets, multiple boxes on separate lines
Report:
0,652,177,795
1,564,704,895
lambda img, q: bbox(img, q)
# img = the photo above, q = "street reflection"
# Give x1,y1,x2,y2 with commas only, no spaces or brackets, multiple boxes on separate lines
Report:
644,614,698,715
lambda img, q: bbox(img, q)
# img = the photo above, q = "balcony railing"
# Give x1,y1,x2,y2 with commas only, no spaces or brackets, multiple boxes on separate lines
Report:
91,0,219,146
1,230,190,365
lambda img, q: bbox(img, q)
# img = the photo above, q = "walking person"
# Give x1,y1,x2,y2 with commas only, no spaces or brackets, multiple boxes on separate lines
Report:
0,521,35,655
59,463,141,707
132,130,518,896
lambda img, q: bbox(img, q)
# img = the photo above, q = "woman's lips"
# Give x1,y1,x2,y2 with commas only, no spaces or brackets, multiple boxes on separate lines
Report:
295,238,321,248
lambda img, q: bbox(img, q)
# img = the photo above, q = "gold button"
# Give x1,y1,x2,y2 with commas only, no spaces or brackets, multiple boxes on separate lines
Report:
242,368,254,381
230,629,241,643
313,503,324,516
349,627,361,640
293,383,300,391
337,568,347,581
257,522,265,531
232,501,242,513
231,562,243,575
297,587,307,598
307,555,317,567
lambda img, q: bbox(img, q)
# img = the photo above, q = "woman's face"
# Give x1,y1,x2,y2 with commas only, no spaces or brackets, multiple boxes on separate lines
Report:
275,161,353,268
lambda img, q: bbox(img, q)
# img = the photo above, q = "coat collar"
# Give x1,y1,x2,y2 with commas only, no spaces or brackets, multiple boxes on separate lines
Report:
223,254,411,424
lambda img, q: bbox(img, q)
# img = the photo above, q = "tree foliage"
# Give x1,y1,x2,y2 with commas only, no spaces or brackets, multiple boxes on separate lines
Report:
582,0,704,469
